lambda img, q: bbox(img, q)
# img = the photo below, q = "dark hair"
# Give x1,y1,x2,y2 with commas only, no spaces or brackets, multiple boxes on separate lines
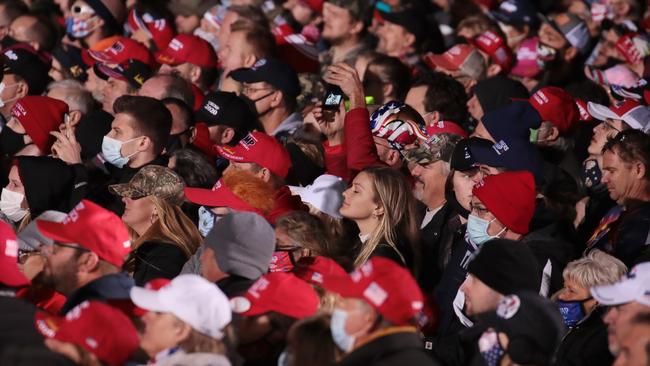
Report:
171,148,218,189
150,73,195,107
412,71,469,124
227,4,269,29
565,79,610,106
162,97,194,132
18,14,57,51
230,21,277,60
196,66,219,91
603,129,650,180
113,95,172,154
0,0,28,23
364,54,411,103
287,315,337,366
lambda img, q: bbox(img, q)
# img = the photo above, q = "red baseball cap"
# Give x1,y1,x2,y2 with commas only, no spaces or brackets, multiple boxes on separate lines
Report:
127,9,176,52
0,221,29,287
423,44,486,80
230,272,320,319
321,257,425,326
472,171,536,235
473,30,514,73
615,33,650,65
34,300,139,366
587,99,650,133
575,98,593,122
215,132,292,179
425,120,468,138
529,86,579,133
294,255,349,288
11,96,69,153
85,36,155,67
185,179,263,214
156,34,218,68
36,200,132,268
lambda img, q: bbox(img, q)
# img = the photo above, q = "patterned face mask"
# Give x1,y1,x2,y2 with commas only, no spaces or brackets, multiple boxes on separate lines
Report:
478,328,506,366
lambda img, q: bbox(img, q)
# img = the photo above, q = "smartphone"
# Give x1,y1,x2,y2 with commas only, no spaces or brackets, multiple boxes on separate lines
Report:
322,84,344,110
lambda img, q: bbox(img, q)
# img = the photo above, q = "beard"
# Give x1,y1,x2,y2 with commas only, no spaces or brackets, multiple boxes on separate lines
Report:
38,256,80,296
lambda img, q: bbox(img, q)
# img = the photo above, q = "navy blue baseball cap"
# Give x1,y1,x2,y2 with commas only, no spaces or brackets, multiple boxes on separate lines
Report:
482,101,541,144
451,137,504,171
490,138,544,185
230,58,301,99
490,0,539,27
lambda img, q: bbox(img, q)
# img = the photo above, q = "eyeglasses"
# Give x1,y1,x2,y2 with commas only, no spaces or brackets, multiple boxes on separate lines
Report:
602,120,622,133
41,241,90,256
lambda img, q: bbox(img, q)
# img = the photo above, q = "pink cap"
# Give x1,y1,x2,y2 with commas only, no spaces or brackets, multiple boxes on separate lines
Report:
0,221,29,287
510,37,541,78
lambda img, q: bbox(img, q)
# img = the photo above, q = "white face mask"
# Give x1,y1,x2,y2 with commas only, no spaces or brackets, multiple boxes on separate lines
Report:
0,188,28,222
330,309,356,352
100,135,142,168
0,82,20,108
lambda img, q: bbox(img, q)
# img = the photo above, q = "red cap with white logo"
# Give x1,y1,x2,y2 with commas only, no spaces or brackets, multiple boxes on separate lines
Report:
156,34,217,67
473,30,514,73
215,132,292,178
230,272,320,319
36,200,131,268
34,300,139,366
320,257,425,326
528,87,580,133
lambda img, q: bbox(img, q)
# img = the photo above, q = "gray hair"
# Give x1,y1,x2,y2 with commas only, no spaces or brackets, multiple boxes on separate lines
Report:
46,79,94,114
563,250,627,289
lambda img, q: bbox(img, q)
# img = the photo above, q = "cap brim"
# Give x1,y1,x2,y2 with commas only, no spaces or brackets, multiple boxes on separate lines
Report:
130,286,169,313
184,187,221,207
97,64,127,81
108,183,145,198
426,54,460,72
230,295,269,316
590,280,639,306
287,185,306,196
34,311,62,338
587,102,619,121
155,51,181,66
229,68,265,84
36,220,74,245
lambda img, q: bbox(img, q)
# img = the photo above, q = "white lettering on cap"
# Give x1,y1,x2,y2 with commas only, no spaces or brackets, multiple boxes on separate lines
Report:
64,201,86,224
4,239,18,257
85,337,98,349
239,133,258,151
248,277,270,299
205,101,220,116
533,91,549,105
123,240,131,248
363,282,388,307
4,50,17,60
169,38,184,51
252,58,267,70
492,140,510,155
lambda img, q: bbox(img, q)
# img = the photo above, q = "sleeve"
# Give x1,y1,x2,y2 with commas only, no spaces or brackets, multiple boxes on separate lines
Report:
68,163,89,208
344,108,384,173
132,244,188,286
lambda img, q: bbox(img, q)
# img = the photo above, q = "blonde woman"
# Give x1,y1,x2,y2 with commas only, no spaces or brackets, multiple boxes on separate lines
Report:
554,250,627,366
339,166,421,275
109,165,202,285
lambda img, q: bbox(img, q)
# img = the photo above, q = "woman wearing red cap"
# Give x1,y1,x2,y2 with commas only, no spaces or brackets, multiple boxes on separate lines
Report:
339,166,421,274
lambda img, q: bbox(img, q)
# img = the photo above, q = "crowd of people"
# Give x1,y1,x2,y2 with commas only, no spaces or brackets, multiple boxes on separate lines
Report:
0,0,649,365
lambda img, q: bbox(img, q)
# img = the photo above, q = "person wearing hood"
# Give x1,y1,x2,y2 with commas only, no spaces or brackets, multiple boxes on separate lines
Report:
465,74,528,122
0,156,85,232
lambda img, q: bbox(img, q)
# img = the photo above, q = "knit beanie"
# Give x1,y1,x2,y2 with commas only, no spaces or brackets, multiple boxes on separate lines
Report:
11,96,69,153
472,171,536,235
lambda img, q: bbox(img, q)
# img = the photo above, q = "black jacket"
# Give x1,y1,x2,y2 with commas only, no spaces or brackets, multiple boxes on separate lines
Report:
338,329,440,366
60,272,134,315
0,295,45,352
554,306,613,366
130,241,189,286
417,202,457,293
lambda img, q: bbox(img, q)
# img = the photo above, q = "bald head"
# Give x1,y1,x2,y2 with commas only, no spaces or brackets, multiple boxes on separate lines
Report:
9,14,56,51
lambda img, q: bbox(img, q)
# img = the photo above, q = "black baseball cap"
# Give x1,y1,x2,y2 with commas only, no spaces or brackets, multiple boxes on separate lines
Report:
379,9,427,46
229,58,301,99
52,44,89,82
450,137,503,171
195,91,260,132
2,43,51,95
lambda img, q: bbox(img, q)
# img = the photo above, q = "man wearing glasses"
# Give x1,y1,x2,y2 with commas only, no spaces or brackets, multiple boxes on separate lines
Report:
35,199,133,315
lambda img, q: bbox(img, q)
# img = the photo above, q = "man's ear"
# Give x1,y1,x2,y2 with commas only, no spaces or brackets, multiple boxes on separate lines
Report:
221,127,235,145
387,149,401,167
426,111,440,125
243,54,257,68
77,252,100,274
350,20,364,37
382,83,394,101
269,90,284,109
403,32,416,51
633,161,646,179
259,167,272,183
16,81,28,99
548,126,560,142
68,111,83,128
189,65,203,85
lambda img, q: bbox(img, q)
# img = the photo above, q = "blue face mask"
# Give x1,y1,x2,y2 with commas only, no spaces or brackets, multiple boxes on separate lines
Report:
556,298,590,328
330,309,355,352
467,214,506,246
478,328,505,366
100,136,141,168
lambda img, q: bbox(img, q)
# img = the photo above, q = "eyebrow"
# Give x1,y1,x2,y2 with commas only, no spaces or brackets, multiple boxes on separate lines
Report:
353,183,364,191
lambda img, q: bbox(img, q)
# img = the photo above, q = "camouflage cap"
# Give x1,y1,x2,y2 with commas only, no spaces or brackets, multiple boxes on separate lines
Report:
405,133,462,165
109,165,185,205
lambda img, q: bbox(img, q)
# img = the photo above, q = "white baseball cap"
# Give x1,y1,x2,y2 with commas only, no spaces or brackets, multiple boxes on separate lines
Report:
587,100,650,133
590,262,650,307
130,274,232,339
289,174,346,219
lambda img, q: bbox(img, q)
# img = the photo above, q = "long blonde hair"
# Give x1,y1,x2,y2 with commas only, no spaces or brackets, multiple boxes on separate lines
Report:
353,167,421,275
127,197,202,269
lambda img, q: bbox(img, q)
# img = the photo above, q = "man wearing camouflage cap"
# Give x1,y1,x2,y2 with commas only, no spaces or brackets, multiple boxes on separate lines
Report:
405,133,461,292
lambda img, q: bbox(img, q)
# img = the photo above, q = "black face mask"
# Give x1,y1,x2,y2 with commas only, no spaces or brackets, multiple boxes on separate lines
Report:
165,130,188,156
0,127,27,156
